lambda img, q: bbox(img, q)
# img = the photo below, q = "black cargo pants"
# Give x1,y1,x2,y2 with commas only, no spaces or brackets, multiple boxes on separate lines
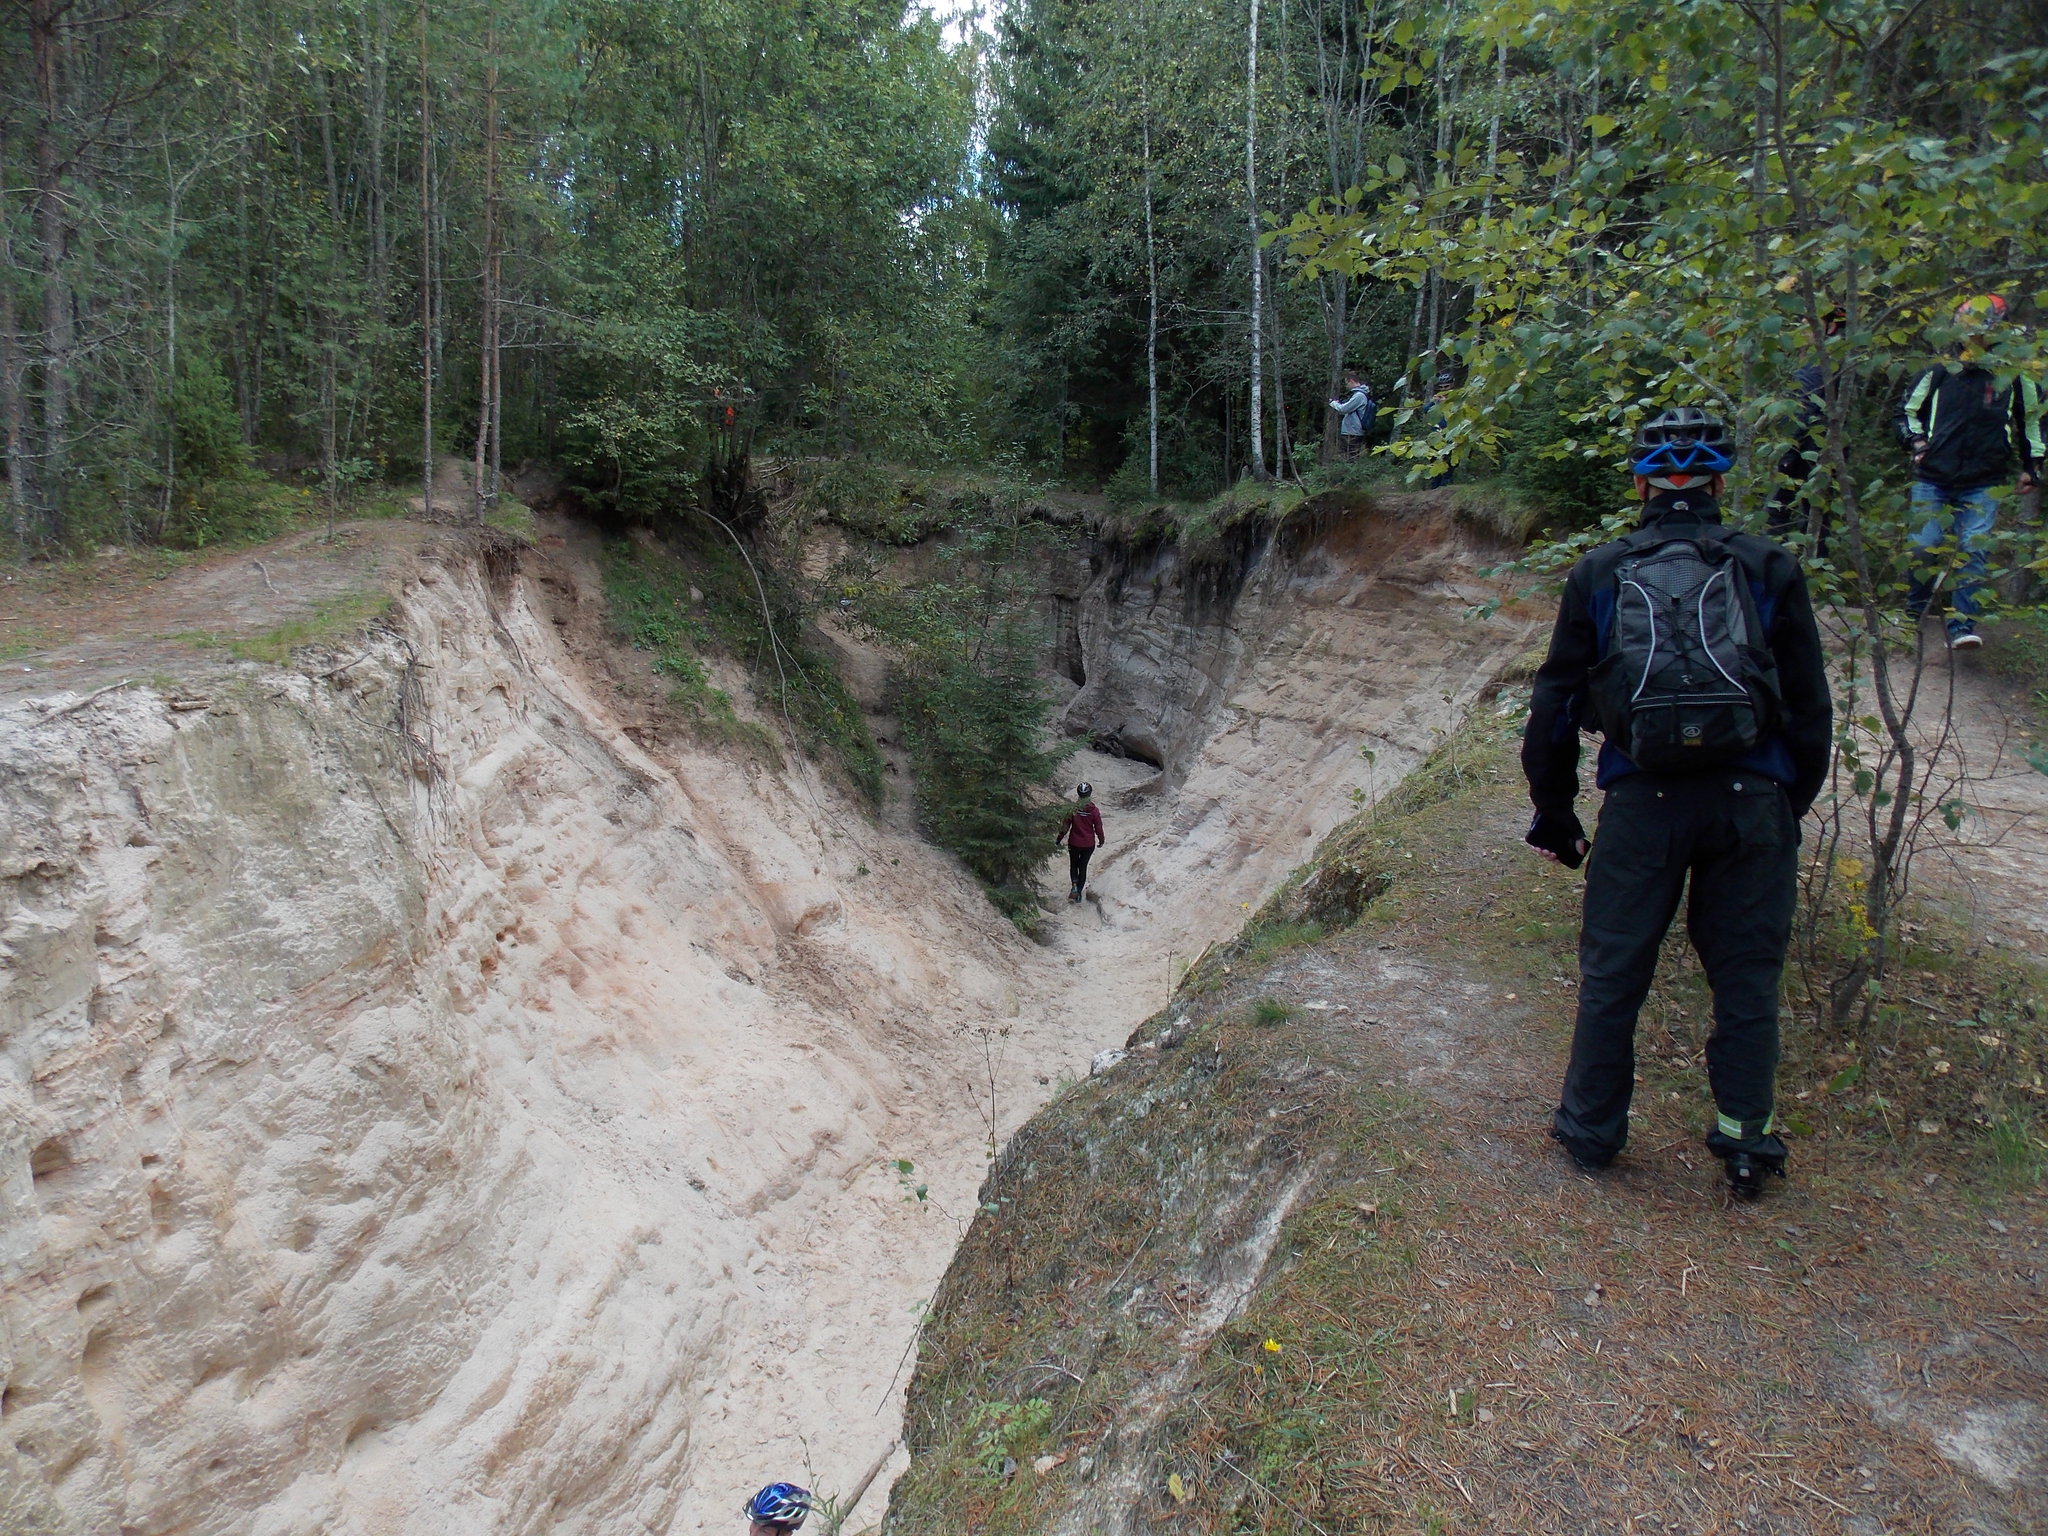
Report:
1553,773,1799,1164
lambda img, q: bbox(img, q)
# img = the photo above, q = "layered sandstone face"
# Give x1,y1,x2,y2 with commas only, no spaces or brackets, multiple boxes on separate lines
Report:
0,498,1529,1535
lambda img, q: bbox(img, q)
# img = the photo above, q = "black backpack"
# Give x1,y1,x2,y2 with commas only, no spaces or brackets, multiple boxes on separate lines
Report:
1588,530,1782,772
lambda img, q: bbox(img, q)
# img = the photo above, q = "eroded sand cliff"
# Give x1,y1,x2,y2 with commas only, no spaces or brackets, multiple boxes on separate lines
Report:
1,496,1530,1532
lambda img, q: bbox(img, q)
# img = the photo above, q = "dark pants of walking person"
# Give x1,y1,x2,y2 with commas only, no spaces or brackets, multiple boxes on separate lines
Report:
1068,845,1094,897
1554,773,1798,1165
1337,433,1363,461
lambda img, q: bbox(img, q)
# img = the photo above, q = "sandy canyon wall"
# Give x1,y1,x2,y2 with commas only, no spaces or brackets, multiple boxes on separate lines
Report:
0,542,1048,1535
0,493,1533,1535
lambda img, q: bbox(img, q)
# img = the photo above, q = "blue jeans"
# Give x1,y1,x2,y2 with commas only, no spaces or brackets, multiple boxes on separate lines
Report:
1908,482,1997,621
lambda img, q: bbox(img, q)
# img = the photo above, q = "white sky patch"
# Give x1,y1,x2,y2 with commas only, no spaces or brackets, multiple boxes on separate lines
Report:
919,0,993,50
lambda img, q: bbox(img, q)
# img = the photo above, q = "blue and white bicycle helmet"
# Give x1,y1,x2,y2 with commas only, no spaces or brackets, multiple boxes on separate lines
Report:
745,1484,813,1529
1630,406,1734,484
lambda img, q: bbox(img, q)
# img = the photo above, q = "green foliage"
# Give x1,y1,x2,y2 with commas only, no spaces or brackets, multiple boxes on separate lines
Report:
170,356,254,485
1984,611,2048,719
844,487,1079,926
160,476,315,551
901,615,1075,928
985,0,1413,490
3,0,986,554
964,1397,1054,1474
1249,997,1295,1026
601,532,882,799
1279,1,2048,1025
1496,372,1627,535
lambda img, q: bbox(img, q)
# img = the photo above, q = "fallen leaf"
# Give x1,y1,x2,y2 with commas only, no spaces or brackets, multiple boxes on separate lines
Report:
1167,1472,1190,1504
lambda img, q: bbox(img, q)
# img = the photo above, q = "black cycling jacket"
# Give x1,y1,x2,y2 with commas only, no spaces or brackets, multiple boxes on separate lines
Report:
1522,494,1834,820
1893,363,2045,491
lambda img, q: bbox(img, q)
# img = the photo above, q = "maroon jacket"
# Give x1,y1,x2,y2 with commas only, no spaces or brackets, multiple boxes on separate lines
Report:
1061,803,1105,849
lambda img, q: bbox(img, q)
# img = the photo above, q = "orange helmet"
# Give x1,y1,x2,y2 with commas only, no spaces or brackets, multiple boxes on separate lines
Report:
1954,294,2009,326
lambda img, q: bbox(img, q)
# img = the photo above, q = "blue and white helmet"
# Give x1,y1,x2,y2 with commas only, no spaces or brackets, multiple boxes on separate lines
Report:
1630,406,1734,485
745,1484,812,1529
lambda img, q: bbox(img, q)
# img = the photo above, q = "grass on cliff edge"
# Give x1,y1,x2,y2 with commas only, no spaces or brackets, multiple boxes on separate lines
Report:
890,693,2048,1536
599,528,884,802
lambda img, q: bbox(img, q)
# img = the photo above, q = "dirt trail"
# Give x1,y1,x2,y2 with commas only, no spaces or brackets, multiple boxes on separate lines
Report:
1925,641,2048,952
0,521,438,703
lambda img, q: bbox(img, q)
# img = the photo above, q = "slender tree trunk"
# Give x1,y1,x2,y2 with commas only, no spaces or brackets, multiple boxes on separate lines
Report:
1266,252,1291,480
473,4,500,524
1142,83,1159,497
418,0,434,517
1395,281,1424,441
1245,0,1266,481
489,260,503,500
1424,68,1452,373
1484,37,1505,210
368,0,390,296
31,0,70,543
0,126,30,543
162,135,180,537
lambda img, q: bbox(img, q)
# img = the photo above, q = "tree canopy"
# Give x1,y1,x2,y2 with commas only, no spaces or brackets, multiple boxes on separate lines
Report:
0,0,982,547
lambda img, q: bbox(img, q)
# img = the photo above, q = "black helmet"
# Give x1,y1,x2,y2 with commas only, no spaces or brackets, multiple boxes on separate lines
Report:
1630,406,1734,481
1077,782,1093,799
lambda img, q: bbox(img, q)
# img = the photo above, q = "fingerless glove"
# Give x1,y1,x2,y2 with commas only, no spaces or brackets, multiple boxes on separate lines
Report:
1525,809,1588,869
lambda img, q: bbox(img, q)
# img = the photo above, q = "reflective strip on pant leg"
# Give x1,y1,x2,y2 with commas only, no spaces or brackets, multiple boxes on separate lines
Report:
1717,1112,1775,1140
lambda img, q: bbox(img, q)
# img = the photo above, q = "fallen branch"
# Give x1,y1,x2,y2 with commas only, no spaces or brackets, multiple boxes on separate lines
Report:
318,651,371,680
252,558,276,592
996,1361,1085,1389
823,1438,899,1536
1218,1455,1335,1536
1787,1476,1854,1515
36,680,134,724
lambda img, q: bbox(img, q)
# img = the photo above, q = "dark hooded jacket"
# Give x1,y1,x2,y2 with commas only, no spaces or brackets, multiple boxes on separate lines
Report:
1522,492,1833,819
1893,362,2045,491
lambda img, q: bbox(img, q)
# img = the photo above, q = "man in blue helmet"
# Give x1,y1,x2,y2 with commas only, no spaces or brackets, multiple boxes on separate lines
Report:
1521,407,1833,1199
745,1482,812,1536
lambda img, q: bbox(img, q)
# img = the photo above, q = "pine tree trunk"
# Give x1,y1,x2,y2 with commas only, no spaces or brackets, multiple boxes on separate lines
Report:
162,135,180,538
472,6,500,525
368,0,390,297
418,0,434,518
0,124,32,542
1245,0,1266,481
31,0,70,543
1142,100,1159,497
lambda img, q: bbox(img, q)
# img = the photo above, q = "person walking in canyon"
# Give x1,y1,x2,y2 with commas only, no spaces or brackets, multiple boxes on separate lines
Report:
745,1483,812,1534
1057,783,1106,902
1522,407,1832,1199
1894,293,2045,650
